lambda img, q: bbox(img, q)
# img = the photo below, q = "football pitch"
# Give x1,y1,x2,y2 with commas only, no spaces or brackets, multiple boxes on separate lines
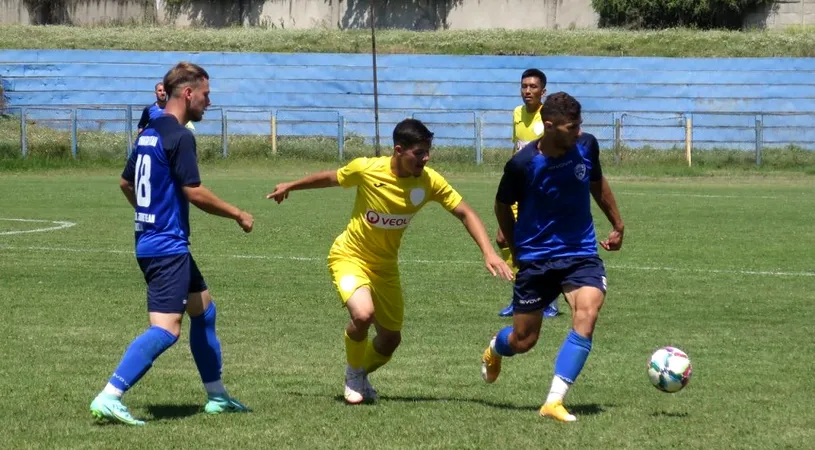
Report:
1,160,814,449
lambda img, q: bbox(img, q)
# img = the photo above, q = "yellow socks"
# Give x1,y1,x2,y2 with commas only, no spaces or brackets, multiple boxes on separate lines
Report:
345,331,367,369
362,340,392,374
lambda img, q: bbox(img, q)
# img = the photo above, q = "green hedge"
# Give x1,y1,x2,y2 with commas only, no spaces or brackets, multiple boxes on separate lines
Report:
592,0,775,29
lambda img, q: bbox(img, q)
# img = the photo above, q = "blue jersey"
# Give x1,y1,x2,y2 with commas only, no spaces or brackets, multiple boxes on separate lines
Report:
147,104,164,120
122,115,201,258
496,132,603,262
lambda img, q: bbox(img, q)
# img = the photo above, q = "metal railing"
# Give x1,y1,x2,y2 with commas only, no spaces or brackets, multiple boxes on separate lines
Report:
2,105,813,166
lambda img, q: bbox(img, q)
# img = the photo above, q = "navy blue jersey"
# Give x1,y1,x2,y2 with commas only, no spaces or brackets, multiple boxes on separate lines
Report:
137,102,165,130
496,132,603,262
122,115,201,258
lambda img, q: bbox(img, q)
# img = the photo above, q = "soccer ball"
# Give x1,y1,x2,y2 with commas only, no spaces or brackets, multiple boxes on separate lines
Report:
648,346,692,393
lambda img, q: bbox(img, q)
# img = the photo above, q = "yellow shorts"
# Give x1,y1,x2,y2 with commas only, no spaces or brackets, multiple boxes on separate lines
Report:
327,254,404,332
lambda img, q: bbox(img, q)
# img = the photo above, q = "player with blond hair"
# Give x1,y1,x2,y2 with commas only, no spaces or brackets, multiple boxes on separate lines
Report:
90,62,254,425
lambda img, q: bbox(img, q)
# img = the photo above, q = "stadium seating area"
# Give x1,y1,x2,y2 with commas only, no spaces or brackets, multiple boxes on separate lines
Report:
2,49,815,150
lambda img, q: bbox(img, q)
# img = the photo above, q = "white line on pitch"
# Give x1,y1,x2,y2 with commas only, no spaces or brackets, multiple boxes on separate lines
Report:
617,192,783,199
0,218,76,236
1,244,813,278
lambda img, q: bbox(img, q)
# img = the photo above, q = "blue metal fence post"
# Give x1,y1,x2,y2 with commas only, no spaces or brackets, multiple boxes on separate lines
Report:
20,107,27,158
71,108,78,159
338,113,345,161
222,109,228,158
474,114,483,165
126,105,133,157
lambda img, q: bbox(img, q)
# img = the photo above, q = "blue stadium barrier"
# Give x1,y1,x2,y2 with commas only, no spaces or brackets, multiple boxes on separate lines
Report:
4,49,815,161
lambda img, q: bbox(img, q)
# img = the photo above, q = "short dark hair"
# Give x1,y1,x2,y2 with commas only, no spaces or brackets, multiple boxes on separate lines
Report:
542,92,581,123
163,62,209,98
393,118,434,148
521,68,546,87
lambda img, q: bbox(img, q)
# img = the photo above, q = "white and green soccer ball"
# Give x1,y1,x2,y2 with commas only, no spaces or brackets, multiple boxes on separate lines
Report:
648,346,692,393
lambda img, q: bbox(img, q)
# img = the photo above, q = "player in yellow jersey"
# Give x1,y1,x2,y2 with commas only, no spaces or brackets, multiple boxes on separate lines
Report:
267,118,514,404
497,68,560,319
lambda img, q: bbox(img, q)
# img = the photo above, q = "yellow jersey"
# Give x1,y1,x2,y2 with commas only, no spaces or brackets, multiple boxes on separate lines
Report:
332,156,463,266
512,104,544,153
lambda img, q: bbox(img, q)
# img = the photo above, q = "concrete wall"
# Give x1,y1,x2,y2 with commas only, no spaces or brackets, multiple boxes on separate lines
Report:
67,0,155,26
1,0,809,30
0,0,599,29
3,50,815,150
745,0,815,29
0,0,29,24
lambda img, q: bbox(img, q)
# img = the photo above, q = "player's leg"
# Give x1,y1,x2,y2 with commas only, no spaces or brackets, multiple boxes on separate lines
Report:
361,269,403,374
495,226,515,317
184,256,250,414
540,257,606,423
329,255,376,404
344,286,376,404
358,270,403,400
90,255,186,426
482,262,558,383
363,321,401,375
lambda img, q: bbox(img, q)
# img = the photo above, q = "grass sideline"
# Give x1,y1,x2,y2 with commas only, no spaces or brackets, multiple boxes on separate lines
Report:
2,24,815,57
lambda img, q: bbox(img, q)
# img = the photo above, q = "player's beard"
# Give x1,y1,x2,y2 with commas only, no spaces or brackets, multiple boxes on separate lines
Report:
189,102,205,122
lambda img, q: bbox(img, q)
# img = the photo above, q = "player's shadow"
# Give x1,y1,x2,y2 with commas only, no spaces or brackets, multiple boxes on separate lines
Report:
569,403,607,415
329,393,611,414
377,395,540,411
146,403,201,420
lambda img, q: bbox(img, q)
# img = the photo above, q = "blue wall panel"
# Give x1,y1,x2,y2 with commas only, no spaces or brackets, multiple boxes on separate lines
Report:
2,49,813,150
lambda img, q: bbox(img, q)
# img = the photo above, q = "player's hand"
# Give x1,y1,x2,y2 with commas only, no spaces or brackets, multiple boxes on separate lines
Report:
236,210,254,233
600,228,623,251
484,252,514,281
266,182,292,204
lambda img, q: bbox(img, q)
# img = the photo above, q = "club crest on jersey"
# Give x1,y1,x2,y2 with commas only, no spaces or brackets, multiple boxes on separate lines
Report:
574,163,587,180
365,209,413,229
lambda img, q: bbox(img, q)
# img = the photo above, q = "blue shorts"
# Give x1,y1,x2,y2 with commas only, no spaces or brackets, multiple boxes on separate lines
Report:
137,253,207,314
512,256,607,314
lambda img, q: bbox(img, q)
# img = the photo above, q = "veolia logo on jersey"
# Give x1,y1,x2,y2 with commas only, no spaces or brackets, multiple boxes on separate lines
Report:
365,209,413,229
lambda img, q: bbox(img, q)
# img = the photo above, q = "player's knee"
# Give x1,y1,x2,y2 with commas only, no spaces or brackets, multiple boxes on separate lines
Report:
511,331,539,354
150,312,183,337
350,309,375,328
157,324,181,339
496,235,507,248
573,306,601,336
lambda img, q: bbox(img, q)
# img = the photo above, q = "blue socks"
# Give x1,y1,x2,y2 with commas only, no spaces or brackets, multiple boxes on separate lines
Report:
554,330,593,384
109,325,178,392
189,302,223,384
493,326,516,356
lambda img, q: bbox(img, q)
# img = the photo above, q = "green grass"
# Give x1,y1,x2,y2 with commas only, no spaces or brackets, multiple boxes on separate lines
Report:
2,24,815,57
1,163,815,448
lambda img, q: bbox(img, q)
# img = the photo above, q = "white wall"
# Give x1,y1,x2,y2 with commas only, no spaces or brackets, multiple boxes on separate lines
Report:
0,0,811,30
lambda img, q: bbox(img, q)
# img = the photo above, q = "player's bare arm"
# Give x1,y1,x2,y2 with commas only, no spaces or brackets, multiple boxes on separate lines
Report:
494,200,517,260
266,170,340,204
183,184,254,232
119,177,137,209
451,200,514,280
589,177,624,251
